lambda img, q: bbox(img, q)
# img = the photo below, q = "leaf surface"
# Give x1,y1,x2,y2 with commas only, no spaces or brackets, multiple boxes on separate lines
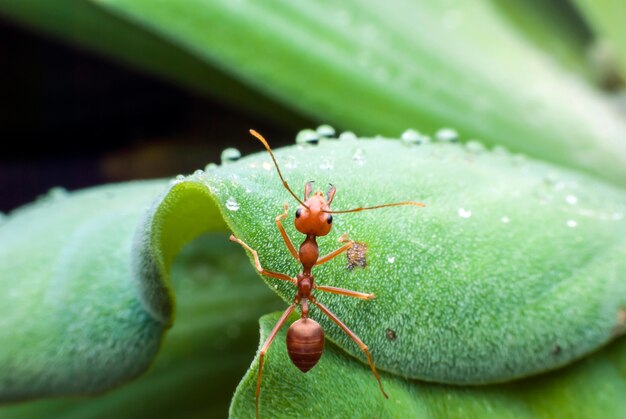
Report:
1,234,282,418
0,181,167,400
203,135,626,384
230,312,626,418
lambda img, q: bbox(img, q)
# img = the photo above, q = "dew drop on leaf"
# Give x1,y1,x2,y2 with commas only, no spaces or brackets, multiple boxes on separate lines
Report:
316,124,336,138
352,148,367,166
400,129,422,145
339,131,357,142
48,186,68,200
221,147,241,164
458,208,472,218
295,129,319,145
435,127,459,142
226,197,240,211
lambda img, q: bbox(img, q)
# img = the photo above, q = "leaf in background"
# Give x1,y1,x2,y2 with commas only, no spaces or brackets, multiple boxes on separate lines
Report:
203,135,626,384
1,234,283,418
0,181,168,400
230,312,626,418
572,0,626,82
87,0,626,185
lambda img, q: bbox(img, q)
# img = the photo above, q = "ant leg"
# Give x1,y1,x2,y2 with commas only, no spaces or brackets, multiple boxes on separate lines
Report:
314,285,375,300
276,203,299,261
256,303,298,419
311,299,389,399
315,233,354,266
230,235,295,283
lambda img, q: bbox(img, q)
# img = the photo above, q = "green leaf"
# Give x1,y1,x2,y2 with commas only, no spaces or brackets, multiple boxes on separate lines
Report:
1,234,283,418
0,181,168,400
572,0,626,81
203,136,626,384
89,0,626,185
230,312,626,418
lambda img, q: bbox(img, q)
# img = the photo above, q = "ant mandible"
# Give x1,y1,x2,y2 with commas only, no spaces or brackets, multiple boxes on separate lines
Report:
230,129,425,418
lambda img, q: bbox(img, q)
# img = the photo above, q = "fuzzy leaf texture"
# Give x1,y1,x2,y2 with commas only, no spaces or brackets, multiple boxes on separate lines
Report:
0,234,282,418
203,135,626,384
0,182,168,400
231,311,626,418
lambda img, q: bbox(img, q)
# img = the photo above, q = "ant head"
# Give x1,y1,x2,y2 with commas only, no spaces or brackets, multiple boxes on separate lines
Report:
294,182,336,236
247,129,425,234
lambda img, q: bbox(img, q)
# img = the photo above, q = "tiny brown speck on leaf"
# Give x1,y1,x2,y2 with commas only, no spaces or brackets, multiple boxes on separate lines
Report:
386,328,397,341
551,344,562,356
612,307,626,337
346,242,367,270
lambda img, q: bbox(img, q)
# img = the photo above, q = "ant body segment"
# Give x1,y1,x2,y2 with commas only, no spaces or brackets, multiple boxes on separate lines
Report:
230,130,424,417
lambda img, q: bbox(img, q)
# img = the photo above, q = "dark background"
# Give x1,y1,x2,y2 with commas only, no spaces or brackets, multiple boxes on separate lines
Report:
0,18,296,213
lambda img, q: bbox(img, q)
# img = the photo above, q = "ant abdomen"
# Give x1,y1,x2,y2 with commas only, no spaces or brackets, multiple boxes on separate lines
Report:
286,318,325,373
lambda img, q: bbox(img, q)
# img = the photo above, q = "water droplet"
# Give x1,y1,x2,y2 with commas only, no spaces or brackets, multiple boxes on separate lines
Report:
226,197,240,211
458,208,472,218
284,155,297,170
295,129,319,145
262,162,272,171
387,255,395,263
501,216,510,223
48,187,68,200
193,169,205,177
319,159,333,170
316,124,336,138
565,195,578,205
205,162,218,172
176,175,185,181
352,148,367,166
466,140,485,153
566,219,577,228
435,128,459,143
339,131,357,142
401,129,424,145
221,147,241,164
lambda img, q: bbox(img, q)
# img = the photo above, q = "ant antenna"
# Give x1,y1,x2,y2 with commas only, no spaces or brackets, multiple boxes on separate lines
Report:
249,129,309,208
323,201,425,214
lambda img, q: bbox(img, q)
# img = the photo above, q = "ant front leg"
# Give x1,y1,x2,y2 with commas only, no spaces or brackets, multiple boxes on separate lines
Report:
311,298,389,399
315,233,354,266
230,235,296,284
275,203,299,261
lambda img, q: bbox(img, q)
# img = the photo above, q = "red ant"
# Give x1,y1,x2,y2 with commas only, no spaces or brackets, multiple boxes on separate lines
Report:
230,129,424,418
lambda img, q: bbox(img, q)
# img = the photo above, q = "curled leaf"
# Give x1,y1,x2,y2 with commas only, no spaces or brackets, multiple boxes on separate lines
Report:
0,181,167,400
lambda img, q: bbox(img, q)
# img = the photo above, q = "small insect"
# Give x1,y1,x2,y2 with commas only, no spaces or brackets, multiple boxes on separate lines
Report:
230,129,424,418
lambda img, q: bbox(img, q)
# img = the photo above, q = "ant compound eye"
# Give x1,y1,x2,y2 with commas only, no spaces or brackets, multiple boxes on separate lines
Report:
326,215,333,224
296,208,302,218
